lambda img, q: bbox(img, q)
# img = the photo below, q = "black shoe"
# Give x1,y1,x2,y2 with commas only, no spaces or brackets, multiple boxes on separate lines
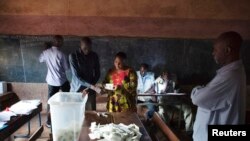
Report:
46,121,51,128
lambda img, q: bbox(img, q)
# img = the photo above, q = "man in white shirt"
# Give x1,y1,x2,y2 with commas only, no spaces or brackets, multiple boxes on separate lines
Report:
136,63,156,119
137,63,155,101
191,31,246,141
39,35,70,128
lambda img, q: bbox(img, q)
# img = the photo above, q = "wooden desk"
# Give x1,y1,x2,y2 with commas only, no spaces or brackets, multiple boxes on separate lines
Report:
79,111,152,141
0,103,42,140
137,93,186,96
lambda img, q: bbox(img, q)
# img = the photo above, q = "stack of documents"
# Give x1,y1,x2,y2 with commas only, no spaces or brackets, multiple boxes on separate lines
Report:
9,100,40,115
89,122,142,141
0,110,16,129
0,122,7,130
0,111,16,121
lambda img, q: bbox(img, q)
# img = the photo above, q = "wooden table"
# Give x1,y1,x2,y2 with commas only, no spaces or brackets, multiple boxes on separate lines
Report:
78,111,152,141
137,92,186,96
0,103,42,140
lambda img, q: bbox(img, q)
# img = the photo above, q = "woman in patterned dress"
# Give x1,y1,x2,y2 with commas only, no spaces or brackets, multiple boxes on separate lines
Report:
103,52,137,112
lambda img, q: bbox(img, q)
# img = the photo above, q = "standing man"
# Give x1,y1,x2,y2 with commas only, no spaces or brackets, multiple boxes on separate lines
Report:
69,37,100,110
191,31,246,141
39,35,70,128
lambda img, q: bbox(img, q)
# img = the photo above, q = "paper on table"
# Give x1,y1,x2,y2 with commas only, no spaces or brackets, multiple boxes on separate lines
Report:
22,99,41,106
9,100,40,115
0,111,16,121
0,121,7,130
89,122,142,141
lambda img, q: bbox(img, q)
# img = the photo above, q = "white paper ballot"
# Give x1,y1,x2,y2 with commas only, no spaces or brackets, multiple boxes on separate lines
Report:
9,100,40,115
89,122,142,141
0,111,16,121
0,121,7,129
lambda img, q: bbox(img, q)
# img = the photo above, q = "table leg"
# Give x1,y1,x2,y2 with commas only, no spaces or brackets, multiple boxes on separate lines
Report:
14,121,31,138
178,104,182,128
38,112,41,126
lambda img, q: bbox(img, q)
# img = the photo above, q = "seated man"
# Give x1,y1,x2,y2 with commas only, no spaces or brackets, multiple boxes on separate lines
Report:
136,63,156,119
154,71,176,95
137,63,155,101
156,71,194,133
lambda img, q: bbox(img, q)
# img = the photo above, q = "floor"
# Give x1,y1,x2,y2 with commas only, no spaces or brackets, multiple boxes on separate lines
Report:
7,112,51,141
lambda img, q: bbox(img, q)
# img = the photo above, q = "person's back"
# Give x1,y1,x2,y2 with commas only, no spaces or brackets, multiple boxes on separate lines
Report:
40,47,68,85
39,35,70,128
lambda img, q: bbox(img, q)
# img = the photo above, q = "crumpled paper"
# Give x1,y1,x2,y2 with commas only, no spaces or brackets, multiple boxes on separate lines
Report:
89,122,142,141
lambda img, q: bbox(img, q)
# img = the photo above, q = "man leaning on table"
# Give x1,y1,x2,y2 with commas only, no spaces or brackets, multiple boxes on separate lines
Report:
191,31,246,141
69,37,101,111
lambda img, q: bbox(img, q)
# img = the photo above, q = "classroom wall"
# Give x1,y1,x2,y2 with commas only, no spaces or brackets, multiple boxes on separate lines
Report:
0,0,250,38
0,35,250,85
0,0,250,115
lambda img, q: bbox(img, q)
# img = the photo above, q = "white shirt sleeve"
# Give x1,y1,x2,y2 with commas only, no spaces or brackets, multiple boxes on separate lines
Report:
191,73,229,111
39,51,45,63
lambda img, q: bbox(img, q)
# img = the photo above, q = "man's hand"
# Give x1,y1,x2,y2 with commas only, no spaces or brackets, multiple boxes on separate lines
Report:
90,85,101,94
81,88,89,96
191,85,204,95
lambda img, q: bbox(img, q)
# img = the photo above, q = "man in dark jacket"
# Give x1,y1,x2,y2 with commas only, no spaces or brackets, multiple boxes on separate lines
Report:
69,37,100,110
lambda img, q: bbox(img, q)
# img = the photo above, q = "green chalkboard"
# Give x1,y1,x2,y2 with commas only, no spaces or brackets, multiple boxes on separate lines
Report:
0,37,24,82
0,36,249,85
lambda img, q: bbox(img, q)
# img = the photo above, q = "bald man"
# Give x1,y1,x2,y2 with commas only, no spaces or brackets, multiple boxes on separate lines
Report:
69,37,100,111
191,31,246,141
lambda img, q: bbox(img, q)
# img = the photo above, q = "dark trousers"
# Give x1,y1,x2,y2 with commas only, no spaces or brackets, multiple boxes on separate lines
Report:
47,81,70,123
